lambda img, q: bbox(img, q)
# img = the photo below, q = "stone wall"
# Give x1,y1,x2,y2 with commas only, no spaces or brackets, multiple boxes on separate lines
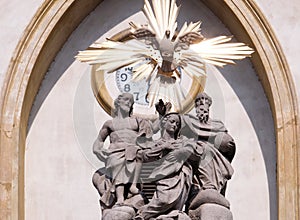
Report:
0,0,299,219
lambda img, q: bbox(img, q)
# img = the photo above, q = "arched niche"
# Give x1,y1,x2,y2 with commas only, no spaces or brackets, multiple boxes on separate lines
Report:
0,0,298,219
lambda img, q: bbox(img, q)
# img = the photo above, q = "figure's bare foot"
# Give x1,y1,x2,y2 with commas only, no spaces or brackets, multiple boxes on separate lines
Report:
129,185,140,195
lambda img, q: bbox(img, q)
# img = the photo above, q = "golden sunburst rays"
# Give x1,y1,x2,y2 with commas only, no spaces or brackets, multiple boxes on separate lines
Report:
75,0,254,112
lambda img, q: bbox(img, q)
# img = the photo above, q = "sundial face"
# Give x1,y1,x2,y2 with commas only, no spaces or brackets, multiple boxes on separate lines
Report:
91,64,203,118
115,65,150,106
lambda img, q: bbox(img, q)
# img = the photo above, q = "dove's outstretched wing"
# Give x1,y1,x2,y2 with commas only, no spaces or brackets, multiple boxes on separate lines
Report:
174,35,254,82
76,39,160,77
188,36,254,67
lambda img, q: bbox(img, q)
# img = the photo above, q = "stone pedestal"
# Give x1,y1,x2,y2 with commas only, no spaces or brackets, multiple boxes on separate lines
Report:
189,203,233,220
102,205,136,220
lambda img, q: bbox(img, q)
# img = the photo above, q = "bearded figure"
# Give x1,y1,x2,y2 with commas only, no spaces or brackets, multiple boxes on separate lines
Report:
181,92,235,220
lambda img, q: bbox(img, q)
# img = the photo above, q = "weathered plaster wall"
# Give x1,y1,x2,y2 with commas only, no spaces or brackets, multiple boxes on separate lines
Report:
254,0,300,101
0,0,299,220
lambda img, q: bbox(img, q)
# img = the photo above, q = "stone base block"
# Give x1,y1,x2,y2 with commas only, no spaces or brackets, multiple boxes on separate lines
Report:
102,205,136,220
189,203,233,220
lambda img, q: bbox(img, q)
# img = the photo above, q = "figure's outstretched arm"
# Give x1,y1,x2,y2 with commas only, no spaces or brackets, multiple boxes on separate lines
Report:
93,121,110,162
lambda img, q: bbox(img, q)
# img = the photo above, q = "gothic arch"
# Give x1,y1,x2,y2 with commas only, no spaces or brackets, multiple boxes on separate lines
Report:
0,0,298,219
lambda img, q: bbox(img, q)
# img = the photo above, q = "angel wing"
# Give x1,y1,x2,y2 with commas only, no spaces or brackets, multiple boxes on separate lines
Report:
76,39,159,74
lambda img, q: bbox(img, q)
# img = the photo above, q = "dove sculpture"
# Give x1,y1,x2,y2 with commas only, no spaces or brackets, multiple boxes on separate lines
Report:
76,0,254,110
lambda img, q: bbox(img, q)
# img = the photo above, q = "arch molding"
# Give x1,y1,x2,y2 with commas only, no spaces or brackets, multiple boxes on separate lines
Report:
0,0,298,219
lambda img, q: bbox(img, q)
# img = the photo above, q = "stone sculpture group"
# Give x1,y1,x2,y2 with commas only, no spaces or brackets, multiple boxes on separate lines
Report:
92,92,236,220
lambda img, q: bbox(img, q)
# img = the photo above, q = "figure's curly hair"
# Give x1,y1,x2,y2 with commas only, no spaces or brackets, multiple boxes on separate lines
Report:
113,93,134,117
160,112,181,139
